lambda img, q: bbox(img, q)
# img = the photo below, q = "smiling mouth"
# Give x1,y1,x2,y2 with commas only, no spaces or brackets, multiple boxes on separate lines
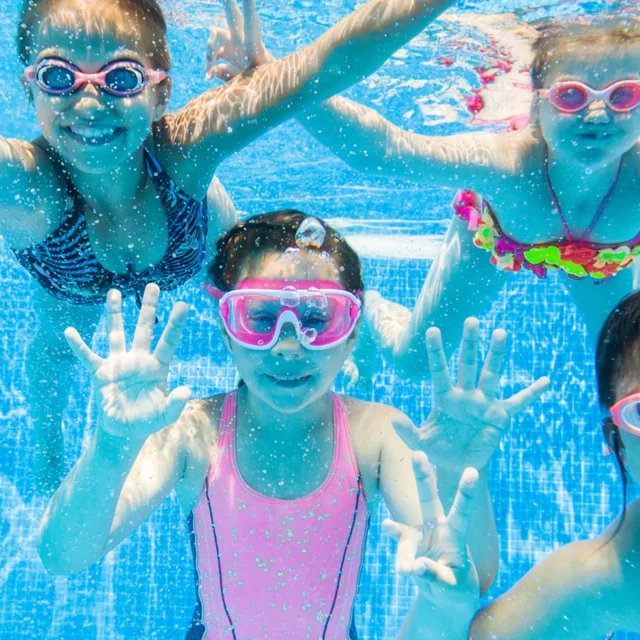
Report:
63,125,124,146
264,374,312,388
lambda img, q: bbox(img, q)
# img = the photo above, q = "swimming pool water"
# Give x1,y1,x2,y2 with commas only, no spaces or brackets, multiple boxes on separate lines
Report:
0,0,637,638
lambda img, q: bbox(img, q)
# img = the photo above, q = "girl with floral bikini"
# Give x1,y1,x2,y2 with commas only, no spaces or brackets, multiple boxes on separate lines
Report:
212,7,640,379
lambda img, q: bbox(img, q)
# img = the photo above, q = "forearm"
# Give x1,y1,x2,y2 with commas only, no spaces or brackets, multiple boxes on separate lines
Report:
169,0,455,149
436,468,498,593
38,426,143,575
399,593,474,639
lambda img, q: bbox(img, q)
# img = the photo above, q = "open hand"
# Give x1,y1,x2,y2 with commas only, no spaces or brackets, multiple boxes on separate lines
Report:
394,317,549,473
384,452,480,616
206,0,270,81
64,284,191,443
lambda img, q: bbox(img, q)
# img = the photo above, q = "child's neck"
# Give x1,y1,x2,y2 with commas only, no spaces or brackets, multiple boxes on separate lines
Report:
62,145,148,217
238,385,334,442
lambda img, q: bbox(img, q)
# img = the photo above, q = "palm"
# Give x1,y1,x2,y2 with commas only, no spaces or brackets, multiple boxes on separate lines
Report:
64,285,191,441
396,318,549,473
206,0,270,81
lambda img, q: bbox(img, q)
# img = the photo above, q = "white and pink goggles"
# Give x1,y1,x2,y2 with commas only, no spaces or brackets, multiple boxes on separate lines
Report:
203,279,362,350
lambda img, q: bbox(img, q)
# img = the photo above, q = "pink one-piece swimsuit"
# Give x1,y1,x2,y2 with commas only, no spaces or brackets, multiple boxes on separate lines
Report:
186,392,370,639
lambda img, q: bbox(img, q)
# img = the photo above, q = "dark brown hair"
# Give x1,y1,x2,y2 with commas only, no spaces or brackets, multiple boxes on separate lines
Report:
16,0,171,71
208,210,365,297
595,289,640,533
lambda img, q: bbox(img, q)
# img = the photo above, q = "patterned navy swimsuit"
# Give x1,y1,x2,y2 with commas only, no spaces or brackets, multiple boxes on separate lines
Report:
12,148,208,306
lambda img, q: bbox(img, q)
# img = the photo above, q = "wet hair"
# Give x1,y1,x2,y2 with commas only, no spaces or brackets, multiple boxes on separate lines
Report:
595,289,640,535
208,210,365,297
530,19,640,90
16,0,171,72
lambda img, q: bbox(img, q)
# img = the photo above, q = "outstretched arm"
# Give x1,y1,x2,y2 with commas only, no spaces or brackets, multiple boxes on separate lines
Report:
163,0,460,195
367,215,509,379
298,97,522,190
204,3,526,193
38,285,192,575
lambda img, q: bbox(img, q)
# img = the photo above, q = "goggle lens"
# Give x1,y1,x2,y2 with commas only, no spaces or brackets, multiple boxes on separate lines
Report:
38,64,75,92
553,85,589,111
104,66,145,94
610,83,640,111
619,401,640,429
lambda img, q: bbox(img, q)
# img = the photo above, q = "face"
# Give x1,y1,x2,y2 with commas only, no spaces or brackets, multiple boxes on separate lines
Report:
29,13,167,174
612,376,640,483
223,250,358,415
538,43,640,166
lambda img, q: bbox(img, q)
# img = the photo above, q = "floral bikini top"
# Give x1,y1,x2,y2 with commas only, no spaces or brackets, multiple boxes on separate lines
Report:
452,160,638,280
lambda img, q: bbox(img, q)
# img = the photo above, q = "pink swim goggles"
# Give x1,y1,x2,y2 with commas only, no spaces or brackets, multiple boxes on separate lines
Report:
538,80,640,113
203,279,362,350
24,58,167,97
610,392,640,436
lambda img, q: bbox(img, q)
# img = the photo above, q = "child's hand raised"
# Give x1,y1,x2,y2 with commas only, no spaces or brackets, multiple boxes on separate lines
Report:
206,0,271,81
383,452,480,621
395,318,549,474
63,284,191,444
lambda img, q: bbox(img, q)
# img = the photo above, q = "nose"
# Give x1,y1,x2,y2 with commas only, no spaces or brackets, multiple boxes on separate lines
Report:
271,323,303,359
582,98,611,125
72,83,108,118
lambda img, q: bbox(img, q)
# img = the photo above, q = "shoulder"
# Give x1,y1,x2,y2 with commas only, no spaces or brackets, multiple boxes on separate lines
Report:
339,395,410,456
173,393,227,514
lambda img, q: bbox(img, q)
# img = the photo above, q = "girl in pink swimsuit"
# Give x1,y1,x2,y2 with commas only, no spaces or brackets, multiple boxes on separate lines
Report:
37,211,546,638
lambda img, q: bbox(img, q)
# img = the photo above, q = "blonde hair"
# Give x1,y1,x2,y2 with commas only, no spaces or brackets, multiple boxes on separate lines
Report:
16,0,171,71
531,19,640,90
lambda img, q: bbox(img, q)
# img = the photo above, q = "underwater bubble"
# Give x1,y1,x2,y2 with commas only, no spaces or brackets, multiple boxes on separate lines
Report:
277,247,302,264
295,217,326,249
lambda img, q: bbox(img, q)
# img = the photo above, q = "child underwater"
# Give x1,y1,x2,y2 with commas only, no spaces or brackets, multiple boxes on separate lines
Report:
210,5,640,381
3,0,466,492
37,212,547,638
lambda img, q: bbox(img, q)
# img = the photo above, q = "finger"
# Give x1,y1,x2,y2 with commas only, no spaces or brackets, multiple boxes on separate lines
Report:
208,62,245,82
223,0,244,39
64,327,103,373
162,386,191,426
502,376,550,418
381,519,421,575
154,302,190,367
206,28,230,75
243,0,267,63
447,467,480,546
426,327,452,397
413,451,445,522
391,414,423,451
106,289,126,354
411,556,456,587
457,317,480,391
132,284,160,352
478,328,507,398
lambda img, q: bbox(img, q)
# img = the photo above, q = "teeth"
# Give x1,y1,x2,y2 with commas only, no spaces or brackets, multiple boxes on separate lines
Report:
68,125,117,139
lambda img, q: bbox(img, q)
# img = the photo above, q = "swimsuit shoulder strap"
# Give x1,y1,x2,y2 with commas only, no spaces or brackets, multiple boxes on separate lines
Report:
331,394,361,479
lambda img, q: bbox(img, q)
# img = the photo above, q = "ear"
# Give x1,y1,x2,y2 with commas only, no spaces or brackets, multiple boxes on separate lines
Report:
216,313,234,353
21,75,35,105
153,78,172,121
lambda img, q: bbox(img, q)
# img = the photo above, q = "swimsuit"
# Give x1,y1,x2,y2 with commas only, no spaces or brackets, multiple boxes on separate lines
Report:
187,392,370,639
453,158,640,280
12,148,208,306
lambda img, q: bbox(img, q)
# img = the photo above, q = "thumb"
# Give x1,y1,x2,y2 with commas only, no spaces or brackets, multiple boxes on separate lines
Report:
162,386,191,426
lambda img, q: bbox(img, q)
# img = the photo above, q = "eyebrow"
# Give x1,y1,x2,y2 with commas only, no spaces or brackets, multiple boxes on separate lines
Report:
35,47,144,66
